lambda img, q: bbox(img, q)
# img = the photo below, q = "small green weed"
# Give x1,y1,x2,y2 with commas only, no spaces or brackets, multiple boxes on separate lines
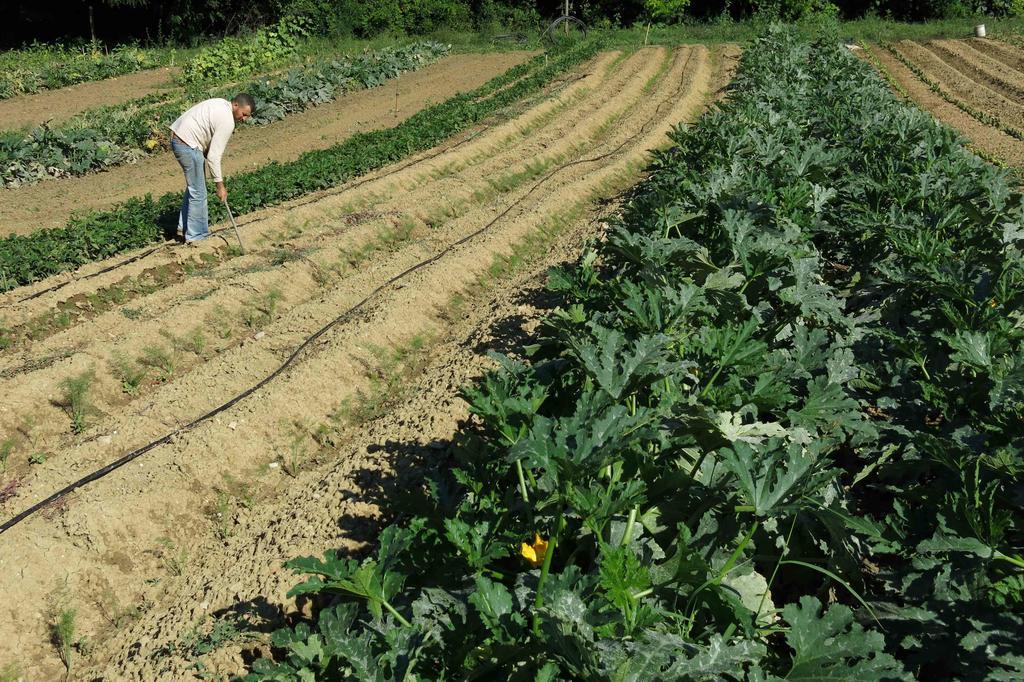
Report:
29,452,47,465
49,606,76,676
140,345,174,382
159,614,252,660
110,352,147,395
59,369,95,434
242,289,283,329
156,537,188,576
335,334,431,425
185,328,207,355
207,305,233,339
0,437,13,474
210,472,255,538
269,246,305,266
282,421,311,478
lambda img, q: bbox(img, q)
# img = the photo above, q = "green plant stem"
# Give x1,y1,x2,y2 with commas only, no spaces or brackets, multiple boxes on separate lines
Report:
381,598,412,628
532,510,566,636
621,506,638,546
994,551,1024,569
515,459,530,504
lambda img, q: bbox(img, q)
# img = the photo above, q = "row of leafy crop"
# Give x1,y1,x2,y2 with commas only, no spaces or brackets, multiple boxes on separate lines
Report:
0,41,600,293
0,16,303,101
0,41,451,188
0,44,157,100
242,25,1023,681
180,16,309,86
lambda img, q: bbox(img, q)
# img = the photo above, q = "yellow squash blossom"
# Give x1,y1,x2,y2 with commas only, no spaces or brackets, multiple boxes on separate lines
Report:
521,533,549,568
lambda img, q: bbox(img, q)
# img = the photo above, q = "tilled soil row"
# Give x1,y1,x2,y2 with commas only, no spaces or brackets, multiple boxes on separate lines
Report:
0,48,659,463
866,42,1024,168
0,51,533,238
0,45,738,680
890,40,1024,130
971,37,1024,73
921,39,1024,104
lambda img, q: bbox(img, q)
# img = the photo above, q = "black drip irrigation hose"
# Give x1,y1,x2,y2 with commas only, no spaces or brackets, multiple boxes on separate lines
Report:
5,73,591,309
0,49,696,536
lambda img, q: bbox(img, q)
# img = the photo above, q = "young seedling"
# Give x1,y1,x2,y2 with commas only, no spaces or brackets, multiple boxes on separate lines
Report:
50,606,76,677
207,305,233,339
282,421,310,478
242,289,283,329
140,345,174,382
0,662,22,682
156,537,188,576
213,490,233,540
0,437,13,474
185,328,207,355
59,369,95,434
109,352,147,396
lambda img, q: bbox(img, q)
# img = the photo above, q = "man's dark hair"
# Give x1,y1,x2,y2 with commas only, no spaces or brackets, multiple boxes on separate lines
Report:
232,93,255,110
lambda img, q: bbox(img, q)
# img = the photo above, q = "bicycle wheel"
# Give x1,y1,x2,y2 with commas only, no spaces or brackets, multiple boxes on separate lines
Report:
543,16,587,47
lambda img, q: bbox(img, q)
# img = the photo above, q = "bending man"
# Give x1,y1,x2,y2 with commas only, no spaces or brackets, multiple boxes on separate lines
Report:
169,93,254,243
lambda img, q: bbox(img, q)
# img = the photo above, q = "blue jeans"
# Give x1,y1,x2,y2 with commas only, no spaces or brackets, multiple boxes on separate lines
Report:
171,137,209,242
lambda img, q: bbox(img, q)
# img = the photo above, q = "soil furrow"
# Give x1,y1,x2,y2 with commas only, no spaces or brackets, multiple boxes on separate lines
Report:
0,66,179,132
0,45,737,680
969,37,1024,75
865,44,1024,168
892,40,1024,129
923,39,1024,104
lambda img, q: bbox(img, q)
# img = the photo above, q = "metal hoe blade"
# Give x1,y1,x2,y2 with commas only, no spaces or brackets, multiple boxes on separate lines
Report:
222,198,245,253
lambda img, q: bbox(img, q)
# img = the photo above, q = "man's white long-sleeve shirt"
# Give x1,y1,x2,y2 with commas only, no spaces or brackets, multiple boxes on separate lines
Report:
169,98,235,183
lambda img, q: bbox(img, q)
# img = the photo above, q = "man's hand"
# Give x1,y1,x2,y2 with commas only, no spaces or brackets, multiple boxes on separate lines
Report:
215,182,227,203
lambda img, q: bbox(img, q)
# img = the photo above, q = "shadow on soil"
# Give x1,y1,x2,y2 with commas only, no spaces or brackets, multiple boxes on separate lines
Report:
224,264,573,653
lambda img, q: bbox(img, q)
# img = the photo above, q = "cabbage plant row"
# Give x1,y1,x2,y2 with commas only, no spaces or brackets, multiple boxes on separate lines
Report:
245,25,1023,681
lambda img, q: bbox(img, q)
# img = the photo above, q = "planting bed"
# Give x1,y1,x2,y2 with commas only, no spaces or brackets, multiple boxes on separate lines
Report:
0,66,179,132
864,38,1024,168
0,44,738,680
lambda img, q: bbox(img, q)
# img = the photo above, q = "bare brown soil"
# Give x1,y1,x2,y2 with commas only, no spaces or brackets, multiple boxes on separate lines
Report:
0,45,740,680
971,37,1024,73
865,44,1024,168
922,39,1024,104
0,52,533,238
0,67,179,132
